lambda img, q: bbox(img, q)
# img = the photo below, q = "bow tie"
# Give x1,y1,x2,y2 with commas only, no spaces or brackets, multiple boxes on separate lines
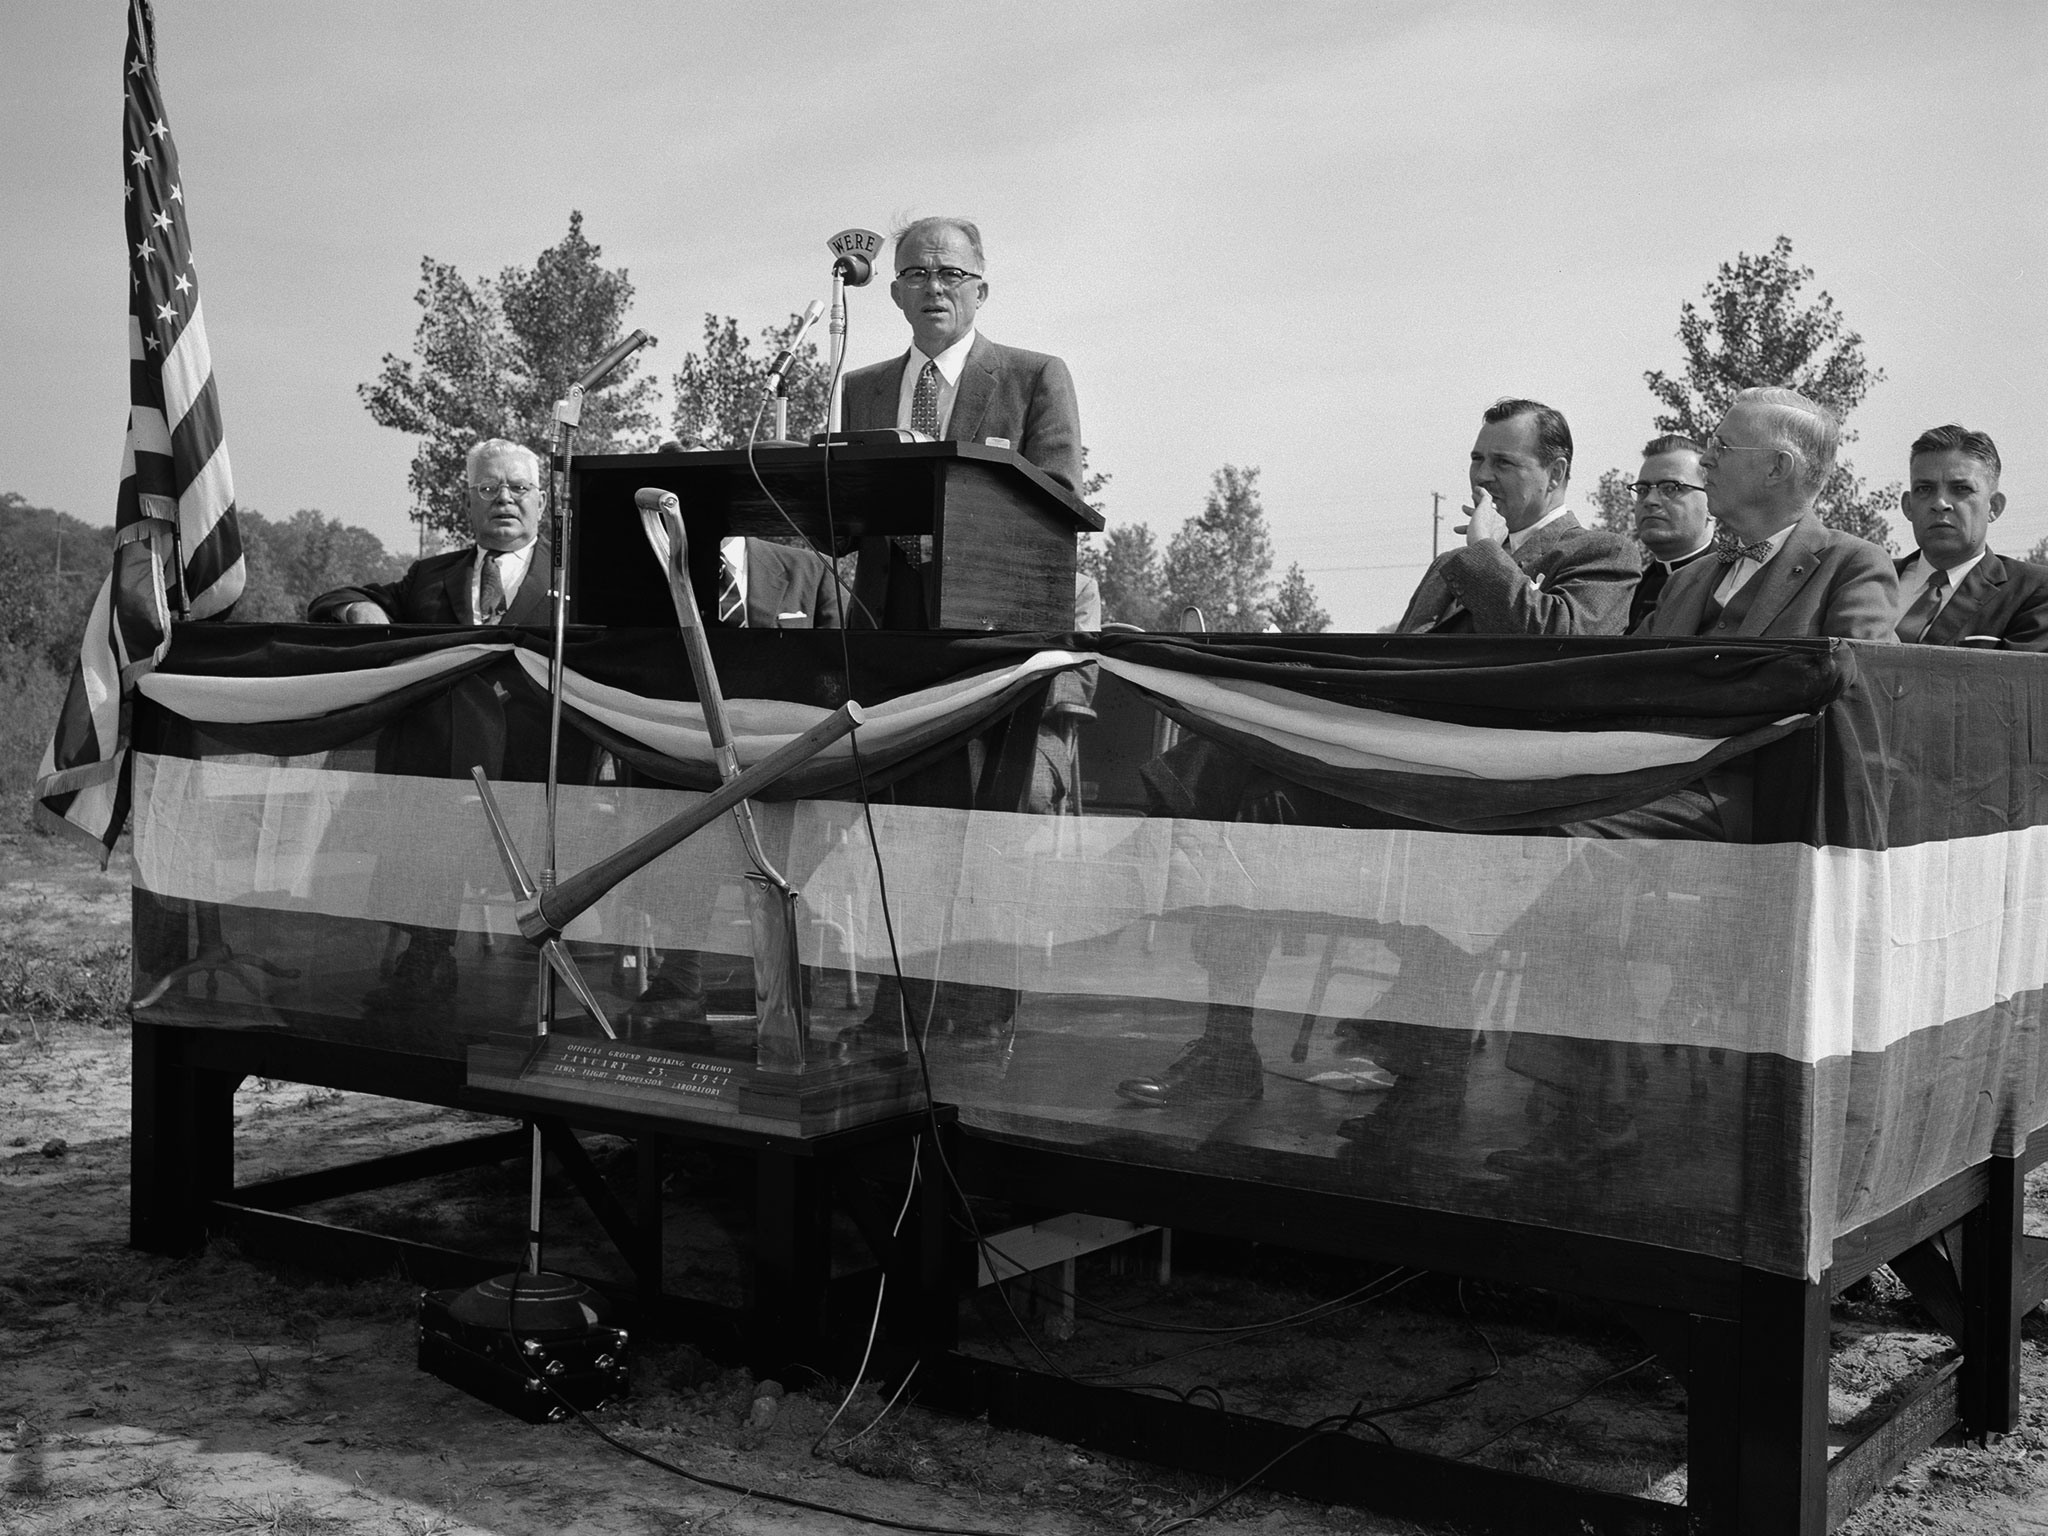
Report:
1712,530,1776,565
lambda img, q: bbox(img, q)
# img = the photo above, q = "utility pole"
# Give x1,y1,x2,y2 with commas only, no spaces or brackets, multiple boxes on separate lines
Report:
1431,492,1443,558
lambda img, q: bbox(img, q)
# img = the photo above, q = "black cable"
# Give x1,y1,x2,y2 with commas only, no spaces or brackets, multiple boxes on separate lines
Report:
1453,1353,1658,1462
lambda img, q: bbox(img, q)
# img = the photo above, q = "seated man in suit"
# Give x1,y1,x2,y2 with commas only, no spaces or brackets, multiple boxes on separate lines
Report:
841,217,1082,627
309,437,569,1022
1893,423,2048,650
1625,434,1716,632
1397,398,1639,636
1641,387,1897,640
652,438,844,629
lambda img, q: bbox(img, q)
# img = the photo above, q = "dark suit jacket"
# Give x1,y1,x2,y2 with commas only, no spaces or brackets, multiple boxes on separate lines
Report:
842,332,1083,491
1644,511,1898,640
1627,544,1715,633
735,539,842,628
1397,511,1639,636
1893,550,2048,651
307,542,572,782
306,543,552,627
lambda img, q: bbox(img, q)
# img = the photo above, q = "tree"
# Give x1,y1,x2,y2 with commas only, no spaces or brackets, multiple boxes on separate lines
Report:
1082,524,1166,629
1642,235,1895,549
0,492,114,674
670,313,830,450
230,509,411,623
1588,467,1637,539
360,212,661,544
1269,563,1331,633
1162,465,1277,633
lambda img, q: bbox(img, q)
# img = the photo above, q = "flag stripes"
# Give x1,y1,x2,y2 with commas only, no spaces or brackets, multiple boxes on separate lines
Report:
34,0,244,856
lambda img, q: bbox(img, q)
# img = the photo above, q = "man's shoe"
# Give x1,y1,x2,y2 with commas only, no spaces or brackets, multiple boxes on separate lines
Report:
1116,1036,1264,1108
362,938,455,1021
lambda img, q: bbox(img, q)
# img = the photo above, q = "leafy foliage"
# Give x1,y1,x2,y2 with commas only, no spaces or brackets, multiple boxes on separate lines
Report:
230,508,413,622
0,493,112,674
359,212,661,543
1588,468,1637,540
669,313,829,450
1642,235,1894,550
1081,523,1166,629
1163,465,1277,633
1269,563,1332,633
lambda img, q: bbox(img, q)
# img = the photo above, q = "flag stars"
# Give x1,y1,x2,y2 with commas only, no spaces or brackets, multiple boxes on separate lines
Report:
148,117,169,139
130,147,151,169
155,301,178,325
168,183,183,204
151,209,173,232
128,57,145,76
173,272,192,296
136,239,155,261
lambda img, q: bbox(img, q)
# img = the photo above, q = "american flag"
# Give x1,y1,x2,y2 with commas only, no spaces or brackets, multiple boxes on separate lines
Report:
36,0,246,857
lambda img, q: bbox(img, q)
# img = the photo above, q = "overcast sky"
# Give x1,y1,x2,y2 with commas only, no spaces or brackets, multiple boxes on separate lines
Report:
4,1,2044,630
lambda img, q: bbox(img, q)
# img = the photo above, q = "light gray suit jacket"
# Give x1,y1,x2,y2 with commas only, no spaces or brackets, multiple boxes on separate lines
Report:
1645,511,1898,640
1396,511,1639,636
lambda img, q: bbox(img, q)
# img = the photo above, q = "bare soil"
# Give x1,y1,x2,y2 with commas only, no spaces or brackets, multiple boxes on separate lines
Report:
6,824,2048,1535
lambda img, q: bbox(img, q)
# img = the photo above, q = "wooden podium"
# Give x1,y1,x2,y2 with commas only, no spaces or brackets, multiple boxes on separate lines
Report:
566,440,1102,630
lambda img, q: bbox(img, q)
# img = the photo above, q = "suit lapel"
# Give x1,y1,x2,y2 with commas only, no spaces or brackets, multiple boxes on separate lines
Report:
1921,551,2004,646
1735,512,1826,636
1649,556,1716,635
1399,555,1458,631
432,549,474,625
946,334,998,445
505,541,551,627
864,354,909,429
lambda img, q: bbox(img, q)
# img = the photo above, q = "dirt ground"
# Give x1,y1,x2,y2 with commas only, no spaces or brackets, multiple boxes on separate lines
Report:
6,822,2048,1535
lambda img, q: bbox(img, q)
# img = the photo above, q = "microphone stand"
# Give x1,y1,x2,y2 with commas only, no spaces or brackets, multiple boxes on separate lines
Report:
827,266,849,435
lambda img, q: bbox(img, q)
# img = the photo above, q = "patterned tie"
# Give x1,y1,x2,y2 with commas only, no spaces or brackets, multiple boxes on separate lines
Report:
1894,567,1949,643
478,550,507,624
910,359,941,438
1712,529,1776,565
717,542,747,627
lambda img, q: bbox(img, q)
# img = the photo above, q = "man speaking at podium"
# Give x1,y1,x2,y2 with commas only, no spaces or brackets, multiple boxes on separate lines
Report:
841,217,1083,492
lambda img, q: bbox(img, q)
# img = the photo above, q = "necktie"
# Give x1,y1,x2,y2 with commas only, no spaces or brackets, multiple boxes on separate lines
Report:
718,543,747,627
478,550,507,624
910,359,941,438
1895,568,1949,643
1712,529,1775,565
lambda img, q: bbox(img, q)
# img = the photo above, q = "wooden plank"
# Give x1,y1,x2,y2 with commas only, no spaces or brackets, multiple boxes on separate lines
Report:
1887,1238,1967,1344
2022,1236,2048,1312
1824,1359,1961,1531
232,1129,530,1211
1827,1164,1987,1292
929,1355,1686,1535
1964,1155,2023,1435
977,1214,1160,1288
1737,1270,1830,1535
958,1137,1745,1317
1687,1315,1742,1535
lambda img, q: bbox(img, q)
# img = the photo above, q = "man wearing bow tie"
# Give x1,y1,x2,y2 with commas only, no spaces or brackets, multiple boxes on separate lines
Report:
1892,424,2048,650
1641,388,1897,639
1396,398,1639,636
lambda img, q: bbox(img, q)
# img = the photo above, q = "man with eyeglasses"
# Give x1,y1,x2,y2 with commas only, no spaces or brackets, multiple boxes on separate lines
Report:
1640,388,1896,639
1624,434,1715,632
840,216,1082,492
310,438,575,1024
310,439,550,628
1892,424,2048,650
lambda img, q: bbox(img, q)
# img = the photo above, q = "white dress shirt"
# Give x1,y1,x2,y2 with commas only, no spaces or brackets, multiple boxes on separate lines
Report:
1502,504,1571,553
1897,549,1986,624
470,540,536,624
1710,524,1797,606
894,328,978,437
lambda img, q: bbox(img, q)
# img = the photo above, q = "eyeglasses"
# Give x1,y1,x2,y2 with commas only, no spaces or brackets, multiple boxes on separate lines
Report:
470,480,538,500
1706,435,1776,457
895,266,982,290
1631,479,1707,500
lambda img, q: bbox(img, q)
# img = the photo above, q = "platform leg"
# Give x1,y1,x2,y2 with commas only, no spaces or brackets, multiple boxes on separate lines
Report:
130,1020,238,1256
754,1149,831,1377
1962,1153,2023,1437
1736,1269,1830,1536
1685,1314,1741,1534
635,1137,666,1309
